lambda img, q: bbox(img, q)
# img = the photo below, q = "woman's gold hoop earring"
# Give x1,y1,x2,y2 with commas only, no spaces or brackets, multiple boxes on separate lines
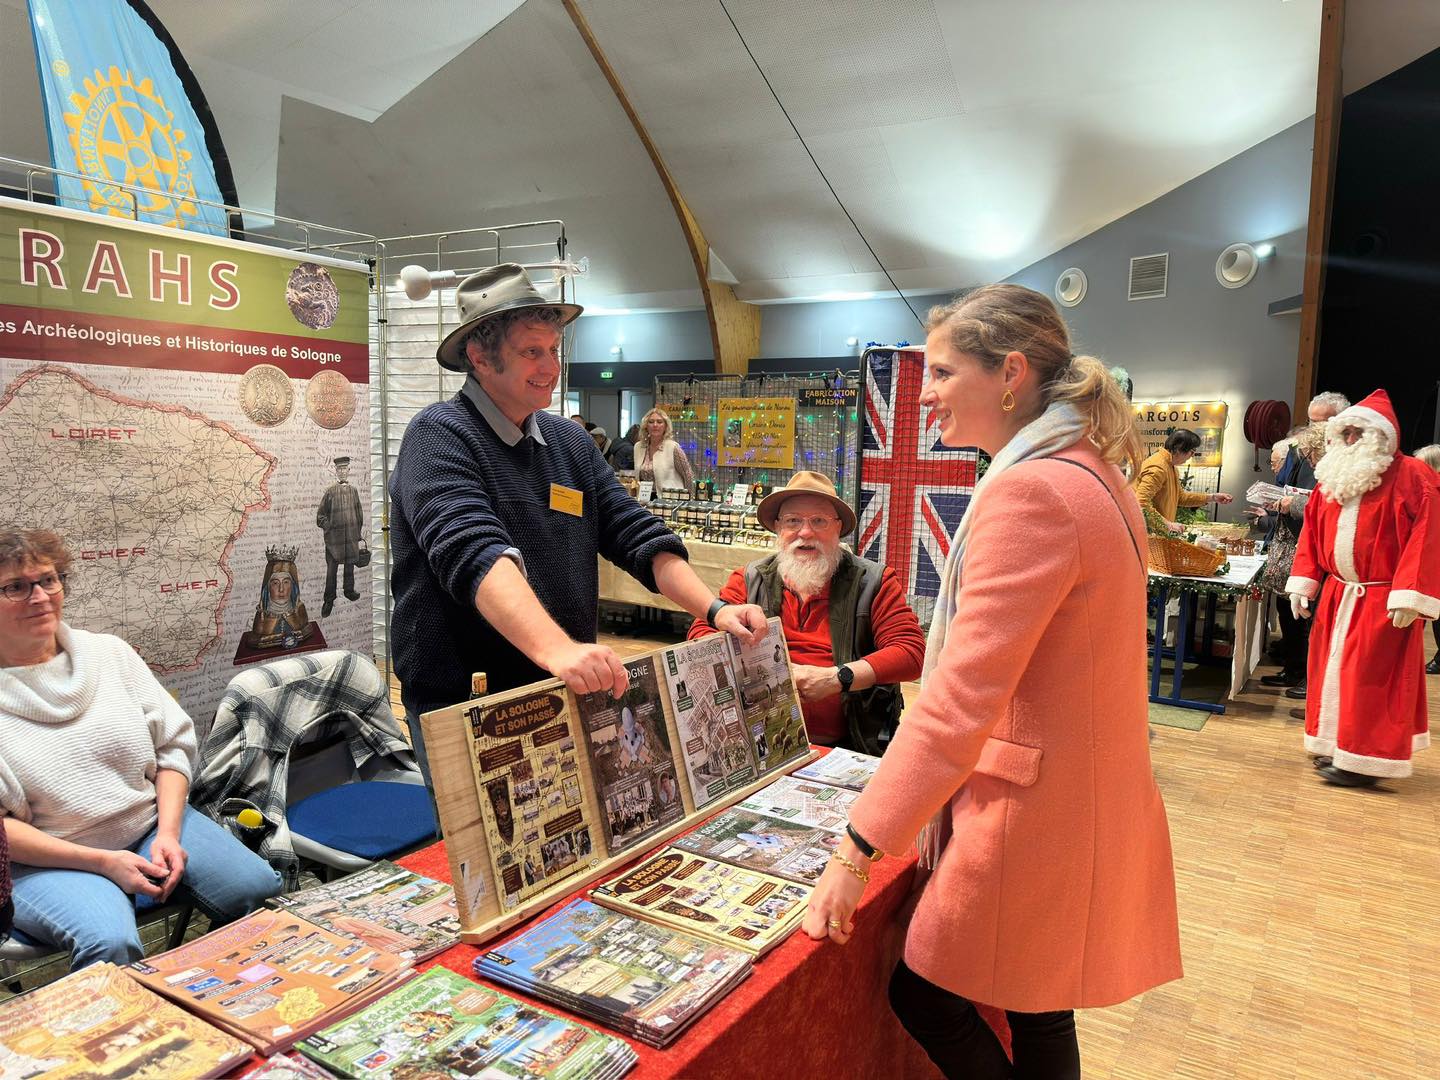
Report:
1001,390,1016,412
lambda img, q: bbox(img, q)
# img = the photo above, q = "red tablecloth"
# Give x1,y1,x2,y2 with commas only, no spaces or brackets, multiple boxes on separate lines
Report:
398,841,948,1080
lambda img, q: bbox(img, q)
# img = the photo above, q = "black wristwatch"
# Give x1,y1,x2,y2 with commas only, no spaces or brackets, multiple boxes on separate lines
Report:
847,823,883,861
836,664,855,692
705,598,728,629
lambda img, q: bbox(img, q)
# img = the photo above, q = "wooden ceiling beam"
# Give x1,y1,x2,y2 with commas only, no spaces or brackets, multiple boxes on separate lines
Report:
563,0,759,376
1294,0,1345,416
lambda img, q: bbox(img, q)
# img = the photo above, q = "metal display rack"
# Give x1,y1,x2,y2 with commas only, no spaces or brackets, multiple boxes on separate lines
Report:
652,371,861,533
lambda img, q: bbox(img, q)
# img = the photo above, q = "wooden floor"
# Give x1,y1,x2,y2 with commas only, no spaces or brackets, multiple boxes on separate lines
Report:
398,626,1440,1078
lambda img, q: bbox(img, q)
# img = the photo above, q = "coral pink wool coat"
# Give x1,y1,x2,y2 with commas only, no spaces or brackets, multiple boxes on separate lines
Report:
849,443,1182,1012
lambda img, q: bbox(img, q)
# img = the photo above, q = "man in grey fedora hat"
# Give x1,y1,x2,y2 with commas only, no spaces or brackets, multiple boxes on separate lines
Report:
389,263,766,782
687,471,924,755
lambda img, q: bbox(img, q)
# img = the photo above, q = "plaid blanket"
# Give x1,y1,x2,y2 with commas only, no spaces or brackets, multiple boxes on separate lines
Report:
192,650,415,887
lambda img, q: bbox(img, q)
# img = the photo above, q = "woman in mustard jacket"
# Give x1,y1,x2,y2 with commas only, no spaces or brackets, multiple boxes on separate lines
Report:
1134,430,1233,531
804,285,1182,1079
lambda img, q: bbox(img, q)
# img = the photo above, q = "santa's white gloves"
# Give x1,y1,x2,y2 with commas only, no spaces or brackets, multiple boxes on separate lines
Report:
1390,607,1421,630
1289,593,1312,620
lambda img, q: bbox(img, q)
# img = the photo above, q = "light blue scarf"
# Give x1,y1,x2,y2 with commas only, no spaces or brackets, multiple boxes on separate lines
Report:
917,400,1090,865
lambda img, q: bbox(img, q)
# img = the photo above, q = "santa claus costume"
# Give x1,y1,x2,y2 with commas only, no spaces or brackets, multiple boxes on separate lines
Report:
1285,389,1440,782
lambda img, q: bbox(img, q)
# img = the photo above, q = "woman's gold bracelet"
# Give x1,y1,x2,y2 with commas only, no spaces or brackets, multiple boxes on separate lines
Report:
831,851,871,884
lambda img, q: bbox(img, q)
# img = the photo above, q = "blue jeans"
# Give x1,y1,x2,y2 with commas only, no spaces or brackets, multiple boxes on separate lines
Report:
11,804,282,969
404,709,433,787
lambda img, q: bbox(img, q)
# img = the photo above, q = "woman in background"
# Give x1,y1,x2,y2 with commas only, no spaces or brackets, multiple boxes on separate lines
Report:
1417,443,1440,673
1134,428,1233,532
803,285,1181,1079
0,529,280,967
636,407,694,496
1253,422,1327,693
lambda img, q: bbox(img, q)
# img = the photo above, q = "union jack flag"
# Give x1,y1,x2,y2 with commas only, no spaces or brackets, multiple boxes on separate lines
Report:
857,348,977,606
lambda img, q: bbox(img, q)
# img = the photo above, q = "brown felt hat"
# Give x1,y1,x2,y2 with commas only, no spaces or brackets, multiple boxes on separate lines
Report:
756,471,857,535
436,263,583,371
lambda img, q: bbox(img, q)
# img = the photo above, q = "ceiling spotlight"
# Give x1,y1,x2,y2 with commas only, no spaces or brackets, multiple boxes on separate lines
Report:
1216,243,1259,289
1055,267,1087,307
1253,242,1275,259
845,336,859,347
609,345,623,357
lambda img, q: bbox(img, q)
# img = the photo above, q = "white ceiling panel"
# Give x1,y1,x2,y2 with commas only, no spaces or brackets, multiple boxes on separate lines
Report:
4,0,1440,310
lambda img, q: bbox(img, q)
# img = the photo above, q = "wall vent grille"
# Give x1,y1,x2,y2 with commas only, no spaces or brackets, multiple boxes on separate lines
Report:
1128,252,1169,300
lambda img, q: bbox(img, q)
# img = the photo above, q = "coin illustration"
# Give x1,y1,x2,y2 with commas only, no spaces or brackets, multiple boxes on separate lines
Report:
286,262,339,329
238,364,294,427
305,369,356,430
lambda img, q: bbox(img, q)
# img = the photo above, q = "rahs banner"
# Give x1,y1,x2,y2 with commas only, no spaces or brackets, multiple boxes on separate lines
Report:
0,196,372,720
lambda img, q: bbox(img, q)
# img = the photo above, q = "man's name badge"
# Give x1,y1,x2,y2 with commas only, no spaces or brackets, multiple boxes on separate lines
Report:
550,483,584,517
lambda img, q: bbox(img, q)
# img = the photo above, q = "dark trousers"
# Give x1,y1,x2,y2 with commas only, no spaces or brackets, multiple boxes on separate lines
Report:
888,959,1080,1080
324,552,355,602
1275,593,1312,679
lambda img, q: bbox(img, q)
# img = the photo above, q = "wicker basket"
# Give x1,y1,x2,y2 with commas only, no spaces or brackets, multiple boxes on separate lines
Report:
1188,521,1252,542
1148,535,1227,577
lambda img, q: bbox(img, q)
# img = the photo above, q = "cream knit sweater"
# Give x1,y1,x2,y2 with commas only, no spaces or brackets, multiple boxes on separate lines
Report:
0,623,196,851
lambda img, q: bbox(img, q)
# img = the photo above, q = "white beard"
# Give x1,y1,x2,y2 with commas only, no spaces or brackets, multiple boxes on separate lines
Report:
776,537,843,596
1314,426,1392,504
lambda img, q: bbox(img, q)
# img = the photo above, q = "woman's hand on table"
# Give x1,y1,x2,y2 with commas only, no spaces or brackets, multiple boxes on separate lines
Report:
802,836,870,945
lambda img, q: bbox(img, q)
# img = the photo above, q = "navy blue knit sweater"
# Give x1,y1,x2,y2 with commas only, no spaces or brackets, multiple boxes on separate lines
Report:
389,394,687,715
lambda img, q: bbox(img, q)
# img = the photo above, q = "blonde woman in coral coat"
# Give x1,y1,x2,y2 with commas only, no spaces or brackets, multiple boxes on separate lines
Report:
804,284,1181,1079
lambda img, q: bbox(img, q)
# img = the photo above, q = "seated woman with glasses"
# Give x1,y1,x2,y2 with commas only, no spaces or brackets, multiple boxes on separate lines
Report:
0,528,280,968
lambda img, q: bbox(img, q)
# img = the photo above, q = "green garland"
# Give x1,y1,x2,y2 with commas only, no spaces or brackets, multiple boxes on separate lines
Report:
1149,577,1261,602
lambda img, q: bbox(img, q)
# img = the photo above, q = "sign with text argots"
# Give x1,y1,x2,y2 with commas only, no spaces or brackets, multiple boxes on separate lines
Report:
1132,400,1228,470
717,397,795,468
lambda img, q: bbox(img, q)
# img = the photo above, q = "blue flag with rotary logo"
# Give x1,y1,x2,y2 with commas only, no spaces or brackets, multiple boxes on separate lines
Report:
25,0,237,235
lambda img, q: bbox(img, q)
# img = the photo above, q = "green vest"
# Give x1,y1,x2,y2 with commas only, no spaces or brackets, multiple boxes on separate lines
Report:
743,550,904,756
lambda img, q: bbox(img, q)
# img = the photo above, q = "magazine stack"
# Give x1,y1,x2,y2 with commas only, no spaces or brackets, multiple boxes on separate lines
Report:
671,805,840,884
236,1050,336,1078
126,908,413,1054
475,897,752,1047
298,967,638,1079
591,848,810,957
793,747,882,792
735,774,859,832
0,962,251,1079
268,860,460,961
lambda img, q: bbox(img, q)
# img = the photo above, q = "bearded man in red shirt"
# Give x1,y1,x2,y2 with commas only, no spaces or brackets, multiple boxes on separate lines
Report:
689,472,924,754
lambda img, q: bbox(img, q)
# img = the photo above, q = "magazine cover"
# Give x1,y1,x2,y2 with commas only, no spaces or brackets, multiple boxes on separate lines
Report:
590,849,810,957
463,682,600,912
792,747,882,792
659,635,756,808
475,897,751,1047
0,961,251,1079
731,617,810,775
576,655,685,856
126,909,412,1053
269,861,459,960
298,966,636,1079
237,1050,336,1078
670,806,841,885
735,775,858,833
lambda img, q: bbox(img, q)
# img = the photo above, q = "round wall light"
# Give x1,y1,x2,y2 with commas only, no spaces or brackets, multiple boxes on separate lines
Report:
1055,267,1087,307
1216,243,1259,289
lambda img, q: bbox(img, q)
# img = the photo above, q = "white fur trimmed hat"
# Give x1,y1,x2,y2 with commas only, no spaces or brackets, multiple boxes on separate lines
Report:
1330,389,1398,453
